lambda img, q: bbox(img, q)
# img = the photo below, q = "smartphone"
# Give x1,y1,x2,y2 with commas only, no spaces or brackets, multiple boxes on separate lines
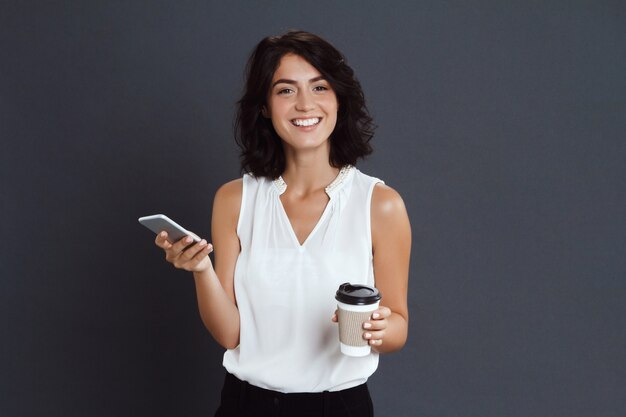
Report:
138,214,201,244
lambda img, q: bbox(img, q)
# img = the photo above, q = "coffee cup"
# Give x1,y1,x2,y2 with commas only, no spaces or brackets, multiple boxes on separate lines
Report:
335,283,382,356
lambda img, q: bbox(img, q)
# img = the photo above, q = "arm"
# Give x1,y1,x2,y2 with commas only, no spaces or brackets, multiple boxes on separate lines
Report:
195,179,243,348
365,183,411,353
155,179,243,349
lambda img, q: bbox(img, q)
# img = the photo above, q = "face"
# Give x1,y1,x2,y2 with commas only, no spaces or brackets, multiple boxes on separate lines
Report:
265,53,338,153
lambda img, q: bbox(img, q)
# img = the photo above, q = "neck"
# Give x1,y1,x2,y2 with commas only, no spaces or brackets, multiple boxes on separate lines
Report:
281,147,339,195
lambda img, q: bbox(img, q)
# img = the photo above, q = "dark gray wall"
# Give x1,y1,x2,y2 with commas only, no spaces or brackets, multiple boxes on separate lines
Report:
1,1,625,416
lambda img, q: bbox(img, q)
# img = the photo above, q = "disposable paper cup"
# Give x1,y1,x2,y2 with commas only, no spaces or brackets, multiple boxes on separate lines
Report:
335,283,382,357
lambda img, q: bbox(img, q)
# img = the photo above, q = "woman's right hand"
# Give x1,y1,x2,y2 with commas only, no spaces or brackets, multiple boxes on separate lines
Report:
155,231,214,273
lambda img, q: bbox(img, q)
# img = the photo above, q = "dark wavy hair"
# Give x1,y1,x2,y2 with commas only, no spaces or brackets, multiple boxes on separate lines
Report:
234,30,375,178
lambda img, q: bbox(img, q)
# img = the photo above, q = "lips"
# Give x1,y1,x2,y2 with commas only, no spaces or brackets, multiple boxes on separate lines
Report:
291,117,321,127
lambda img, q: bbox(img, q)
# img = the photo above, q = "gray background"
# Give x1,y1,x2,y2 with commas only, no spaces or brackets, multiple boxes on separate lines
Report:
1,1,625,416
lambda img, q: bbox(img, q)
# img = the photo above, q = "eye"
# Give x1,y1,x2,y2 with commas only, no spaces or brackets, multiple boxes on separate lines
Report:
277,88,294,95
313,85,329,92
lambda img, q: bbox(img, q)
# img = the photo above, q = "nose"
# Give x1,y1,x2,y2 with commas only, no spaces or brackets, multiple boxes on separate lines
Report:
295,90,315,112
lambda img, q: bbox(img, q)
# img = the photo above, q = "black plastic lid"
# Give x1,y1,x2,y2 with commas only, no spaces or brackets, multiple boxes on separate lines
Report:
335,283,381,305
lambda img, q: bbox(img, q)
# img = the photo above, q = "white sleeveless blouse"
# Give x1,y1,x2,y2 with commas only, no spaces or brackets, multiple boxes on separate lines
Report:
222,166,384,393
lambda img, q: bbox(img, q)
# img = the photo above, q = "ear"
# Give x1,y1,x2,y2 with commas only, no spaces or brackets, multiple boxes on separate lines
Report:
261,106,269,118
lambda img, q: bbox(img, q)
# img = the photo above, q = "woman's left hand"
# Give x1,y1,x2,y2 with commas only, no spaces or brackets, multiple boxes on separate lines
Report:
331,305,392,348
361,306,392,348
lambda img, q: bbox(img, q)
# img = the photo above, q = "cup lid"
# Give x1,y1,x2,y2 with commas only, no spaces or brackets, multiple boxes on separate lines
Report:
335,283,381,305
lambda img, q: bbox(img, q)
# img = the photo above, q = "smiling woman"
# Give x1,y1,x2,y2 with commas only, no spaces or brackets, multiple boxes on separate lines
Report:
235,30,375,179
152,30,411,417
264,54,339,157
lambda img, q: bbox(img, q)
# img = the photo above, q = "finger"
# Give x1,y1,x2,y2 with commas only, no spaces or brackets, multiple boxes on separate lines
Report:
363,330,385,342
179,240,208,262
172,235,197,253
171,240,202,267
371,306,392,320
165,236,197,263
331,313,338,323
155,231,173,249
363,319,387,331
191,242,213,261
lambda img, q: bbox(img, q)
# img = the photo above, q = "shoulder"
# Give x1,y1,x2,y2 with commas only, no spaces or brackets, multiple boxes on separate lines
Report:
215,178,243,202
213,178,243,222
371,183,407,219
370,183,411,244
351,168,407,219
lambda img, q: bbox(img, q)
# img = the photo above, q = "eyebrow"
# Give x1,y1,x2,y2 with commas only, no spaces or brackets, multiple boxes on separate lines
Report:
271,76,326,88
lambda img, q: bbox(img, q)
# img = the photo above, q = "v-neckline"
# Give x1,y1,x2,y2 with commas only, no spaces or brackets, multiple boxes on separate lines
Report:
272,166,352,248
276,194,332,247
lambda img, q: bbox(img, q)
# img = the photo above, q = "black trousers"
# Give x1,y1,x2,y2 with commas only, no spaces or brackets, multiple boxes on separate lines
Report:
214,373,374,417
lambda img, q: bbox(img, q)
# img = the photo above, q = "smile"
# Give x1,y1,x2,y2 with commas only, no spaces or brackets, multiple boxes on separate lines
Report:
291,117,321,127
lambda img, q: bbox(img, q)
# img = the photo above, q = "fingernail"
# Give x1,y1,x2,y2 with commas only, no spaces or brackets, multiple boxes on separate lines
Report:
185,236,192,243
363,322,372,329
199,240,207,247
372,313,380,319
160,231,166,237
364,333,372,339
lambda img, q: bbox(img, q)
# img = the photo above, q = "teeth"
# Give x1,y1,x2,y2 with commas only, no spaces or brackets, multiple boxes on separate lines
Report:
292,117,320,127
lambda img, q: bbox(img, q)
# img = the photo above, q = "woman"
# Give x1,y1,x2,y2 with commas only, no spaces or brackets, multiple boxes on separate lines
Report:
155,30,411,416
